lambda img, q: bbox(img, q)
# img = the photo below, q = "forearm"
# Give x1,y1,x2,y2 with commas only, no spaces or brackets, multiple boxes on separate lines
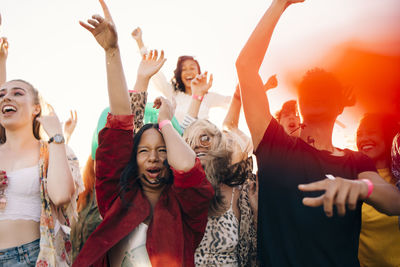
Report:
361,171,400,215
105,47,131,115
0,60,6,85
135,39,145,50
237,0,287,70
133,75,150,92
162,123,196,172
187,98,202,118
223,96,241,130
47,144,76,206
236,0,288,149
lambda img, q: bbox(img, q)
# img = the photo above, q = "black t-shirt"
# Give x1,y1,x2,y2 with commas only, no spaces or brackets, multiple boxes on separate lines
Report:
256,119,376,267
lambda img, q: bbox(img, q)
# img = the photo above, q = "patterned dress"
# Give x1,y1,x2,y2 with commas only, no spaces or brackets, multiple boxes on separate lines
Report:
195,157,258,267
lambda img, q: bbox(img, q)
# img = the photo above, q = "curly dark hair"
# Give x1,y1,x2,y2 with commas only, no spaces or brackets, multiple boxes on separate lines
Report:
171,56,201,93
119,123,173,207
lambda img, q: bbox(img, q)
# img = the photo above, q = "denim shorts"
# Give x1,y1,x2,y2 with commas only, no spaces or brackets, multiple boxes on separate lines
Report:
0,239,40,267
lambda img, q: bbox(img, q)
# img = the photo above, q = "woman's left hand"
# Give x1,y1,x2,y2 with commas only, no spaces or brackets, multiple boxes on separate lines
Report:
37,112,64,139
191,71,213,97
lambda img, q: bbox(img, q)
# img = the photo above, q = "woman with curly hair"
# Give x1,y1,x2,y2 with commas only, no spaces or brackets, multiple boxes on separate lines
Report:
132,27,230,124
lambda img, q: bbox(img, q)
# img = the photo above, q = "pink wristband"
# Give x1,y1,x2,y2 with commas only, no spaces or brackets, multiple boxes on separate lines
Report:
361,179,374,199
159,120,172,131
192,94,204,101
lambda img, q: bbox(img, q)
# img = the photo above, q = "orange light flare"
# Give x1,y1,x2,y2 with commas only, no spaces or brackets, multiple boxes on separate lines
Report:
280,35,400,149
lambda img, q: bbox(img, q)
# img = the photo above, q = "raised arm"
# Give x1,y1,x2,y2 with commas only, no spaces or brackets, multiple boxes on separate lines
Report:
133,50,166,93
80,0,130,115
186,72,213,118
131,27,174,100
0,37,8,85
154,97,196,171
37,113,76,206
130,50,166,131
223,84,242,130
236,0,303,150
131,27,147,55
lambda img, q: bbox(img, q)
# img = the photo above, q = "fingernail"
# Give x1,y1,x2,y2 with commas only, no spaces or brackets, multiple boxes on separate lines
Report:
4,176,7,179
2,182,6,185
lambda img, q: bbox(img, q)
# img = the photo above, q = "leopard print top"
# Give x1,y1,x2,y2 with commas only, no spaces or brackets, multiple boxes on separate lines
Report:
129,91,147,134
195,188,239,267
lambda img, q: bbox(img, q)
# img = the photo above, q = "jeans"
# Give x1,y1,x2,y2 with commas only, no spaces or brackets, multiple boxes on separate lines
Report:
0,239,40,267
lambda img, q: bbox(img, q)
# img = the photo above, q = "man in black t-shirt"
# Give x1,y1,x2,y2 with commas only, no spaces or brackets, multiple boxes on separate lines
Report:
236,0,400,266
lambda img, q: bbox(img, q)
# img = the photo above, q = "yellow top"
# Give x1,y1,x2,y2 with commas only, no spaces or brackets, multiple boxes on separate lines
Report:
359,168,400,267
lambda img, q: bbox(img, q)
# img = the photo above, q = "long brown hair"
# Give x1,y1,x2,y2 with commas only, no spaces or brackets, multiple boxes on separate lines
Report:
77,156,96,212
0,79,42,143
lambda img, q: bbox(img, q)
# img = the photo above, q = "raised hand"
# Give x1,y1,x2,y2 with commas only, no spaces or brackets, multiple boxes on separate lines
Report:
137,50,166,79
37,112,64,140
153,96,175,123
0,37,8,62
79,0,118,52
298,176,368,217
131,27,143,42
264,74,278,91
191,71,213,97
64,110,78,144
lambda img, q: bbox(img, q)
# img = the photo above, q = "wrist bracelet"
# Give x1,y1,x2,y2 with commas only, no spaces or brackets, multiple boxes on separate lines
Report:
192,94,204,101
361,179,374,199
159,120,172,131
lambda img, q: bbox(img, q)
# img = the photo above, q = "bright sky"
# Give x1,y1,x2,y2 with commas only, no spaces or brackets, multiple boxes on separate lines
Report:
1,0,399,163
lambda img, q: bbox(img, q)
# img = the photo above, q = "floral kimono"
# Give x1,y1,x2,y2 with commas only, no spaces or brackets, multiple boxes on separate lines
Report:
36,142,83,267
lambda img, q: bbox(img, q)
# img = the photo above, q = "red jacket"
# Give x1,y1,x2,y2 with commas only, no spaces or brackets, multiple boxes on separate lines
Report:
73,114,214,267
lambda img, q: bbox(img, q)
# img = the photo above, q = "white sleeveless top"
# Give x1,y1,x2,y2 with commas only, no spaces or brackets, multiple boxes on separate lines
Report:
109,222,152,267
0,165,41,222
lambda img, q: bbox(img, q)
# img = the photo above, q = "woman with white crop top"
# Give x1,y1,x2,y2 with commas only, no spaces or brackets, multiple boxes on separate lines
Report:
0,78,81,265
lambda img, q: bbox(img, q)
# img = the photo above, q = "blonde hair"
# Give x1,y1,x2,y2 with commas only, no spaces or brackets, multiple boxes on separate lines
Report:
184,119,235,213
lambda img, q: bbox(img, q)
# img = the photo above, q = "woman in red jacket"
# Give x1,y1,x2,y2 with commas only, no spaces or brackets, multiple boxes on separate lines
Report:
73,1,214,266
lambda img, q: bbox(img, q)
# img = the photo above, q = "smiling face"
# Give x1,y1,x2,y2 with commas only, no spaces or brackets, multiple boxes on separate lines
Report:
356,118,387,166
0,80,41,131
136,128,170,189
180,59,200,90
183,120,223,165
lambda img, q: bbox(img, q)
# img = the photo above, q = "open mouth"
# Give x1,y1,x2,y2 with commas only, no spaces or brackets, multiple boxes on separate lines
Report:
184,76,194,82
141,168,168,185
360,144,375,152
1,105,17,114
195,151,207,158
288,122,296,128
146,167,162,179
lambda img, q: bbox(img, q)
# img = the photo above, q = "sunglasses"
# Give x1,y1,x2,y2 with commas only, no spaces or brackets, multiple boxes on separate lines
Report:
199,134,212,148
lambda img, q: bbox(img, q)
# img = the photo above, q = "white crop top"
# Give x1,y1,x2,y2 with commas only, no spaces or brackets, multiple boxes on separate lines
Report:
0,165,41,222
